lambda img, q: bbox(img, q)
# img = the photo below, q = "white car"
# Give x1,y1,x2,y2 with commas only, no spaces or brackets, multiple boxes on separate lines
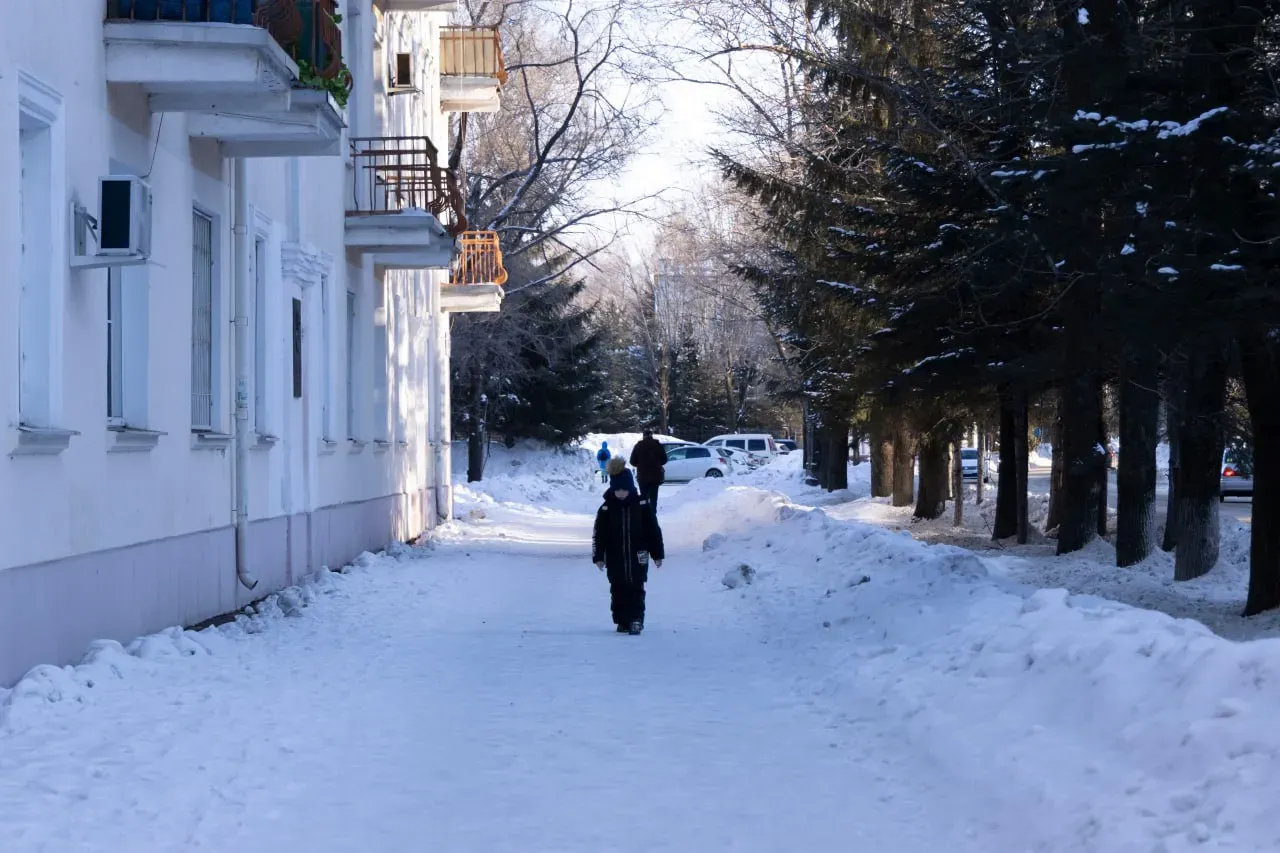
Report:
714,445,757,470
960,448,980,480
705,434,779,464
664,445,731,481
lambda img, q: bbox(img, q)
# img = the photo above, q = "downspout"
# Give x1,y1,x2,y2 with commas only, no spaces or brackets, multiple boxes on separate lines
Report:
233,158,259,590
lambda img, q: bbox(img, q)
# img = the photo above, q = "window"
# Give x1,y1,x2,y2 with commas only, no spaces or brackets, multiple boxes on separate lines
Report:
106,265,151,434
688,447,711,459
320,274,333,439
107,269,123,424
18,73,65,429
747,439,767,451
190,209,215,431
253,237,268,433
666,447,688,461
292,298,303,399
727,439,746,449
372,284,390,441
346,288,357,439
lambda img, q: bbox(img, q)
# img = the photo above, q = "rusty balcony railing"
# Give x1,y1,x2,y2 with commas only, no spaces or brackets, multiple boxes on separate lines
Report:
450,231,508,288
106,0,345,81
439,26,508,85
348,136,467,235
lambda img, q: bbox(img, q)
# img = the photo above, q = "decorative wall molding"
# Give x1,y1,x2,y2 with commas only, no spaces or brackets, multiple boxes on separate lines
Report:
281,241,335,289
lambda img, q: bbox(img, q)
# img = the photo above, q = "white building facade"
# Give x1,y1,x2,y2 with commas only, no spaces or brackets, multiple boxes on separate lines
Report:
0,0,505,685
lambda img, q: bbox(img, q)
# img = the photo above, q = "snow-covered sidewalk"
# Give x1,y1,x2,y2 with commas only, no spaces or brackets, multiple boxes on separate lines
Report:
0,493,1006,852
2,441,1277,852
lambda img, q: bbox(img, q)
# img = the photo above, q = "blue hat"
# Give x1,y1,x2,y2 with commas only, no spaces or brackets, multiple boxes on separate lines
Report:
602,441,608,448
609,467,636,494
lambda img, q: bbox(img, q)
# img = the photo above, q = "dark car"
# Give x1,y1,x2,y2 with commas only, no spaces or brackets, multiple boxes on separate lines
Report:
1221,445,1254,502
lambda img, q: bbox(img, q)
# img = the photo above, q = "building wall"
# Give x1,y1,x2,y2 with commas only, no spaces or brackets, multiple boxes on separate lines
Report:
0,0,458,686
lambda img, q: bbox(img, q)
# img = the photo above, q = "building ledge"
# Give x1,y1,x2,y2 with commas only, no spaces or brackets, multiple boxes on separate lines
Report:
320,437,339,455
108,425,166,453
440,283,504,313
373,439,392,453
104,21,297,100
192,430,234,451
440,76,502,114
345,210,453,265
253,432,280,451
348,439,367,454
11,425,80,458
380,0,458,10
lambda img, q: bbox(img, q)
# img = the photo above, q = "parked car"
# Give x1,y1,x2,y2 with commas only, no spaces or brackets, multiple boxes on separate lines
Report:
777,439,798,454
705,434,780,463
664,445,732,481
715,445,760,470
960,448,980,480
1221,446,1254,502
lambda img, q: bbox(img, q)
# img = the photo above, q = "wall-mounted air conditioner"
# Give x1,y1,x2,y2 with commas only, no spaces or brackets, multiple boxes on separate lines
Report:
71,175,152,269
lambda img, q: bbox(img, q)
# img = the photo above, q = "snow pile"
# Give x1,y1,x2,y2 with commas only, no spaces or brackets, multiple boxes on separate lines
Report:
0,547,420,733
454,433,690,511
700,498,1280,851
990,519,1269,640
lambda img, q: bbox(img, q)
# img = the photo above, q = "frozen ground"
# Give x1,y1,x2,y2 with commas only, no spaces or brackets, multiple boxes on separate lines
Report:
1,436,1276,852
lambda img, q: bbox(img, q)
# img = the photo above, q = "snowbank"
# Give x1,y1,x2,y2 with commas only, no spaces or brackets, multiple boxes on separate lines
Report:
0,546,422,732
699,497,1280,851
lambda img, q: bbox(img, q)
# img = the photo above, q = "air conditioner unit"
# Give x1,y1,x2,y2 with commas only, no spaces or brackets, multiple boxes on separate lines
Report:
70,175,151,269
98,175,152,257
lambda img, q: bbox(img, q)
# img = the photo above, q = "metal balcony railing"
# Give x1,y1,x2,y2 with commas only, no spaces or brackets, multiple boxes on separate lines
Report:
106,0,345,80
439,26,508,85
450,231,508,287
348,137,467,235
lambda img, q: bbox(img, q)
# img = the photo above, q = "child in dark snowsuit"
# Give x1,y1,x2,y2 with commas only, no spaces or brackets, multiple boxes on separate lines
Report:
592,457,665,635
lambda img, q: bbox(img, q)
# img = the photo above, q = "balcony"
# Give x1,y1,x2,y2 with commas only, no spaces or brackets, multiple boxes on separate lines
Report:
441,231,506,313
345,137,466,269
104,0,347,157
439,26,507,113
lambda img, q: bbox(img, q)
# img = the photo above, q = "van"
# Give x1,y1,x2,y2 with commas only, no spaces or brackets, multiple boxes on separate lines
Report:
705,434,779,462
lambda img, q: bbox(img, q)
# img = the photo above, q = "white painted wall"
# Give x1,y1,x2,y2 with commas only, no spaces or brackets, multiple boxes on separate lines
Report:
0,0,458,577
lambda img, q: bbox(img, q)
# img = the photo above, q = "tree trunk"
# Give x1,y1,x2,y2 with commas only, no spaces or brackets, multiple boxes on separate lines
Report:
1097,401,1109,537
1116,351,1160,566
466,376,486,483
869,408,894,498
467,427,485,483
914,430,949,520
824,419,850,492
952,436,964,526
891,413,916,507
975,424,986,505
993,394,1019,540
1241,329,1280,615
1045,399,1066,532
1057,371,1105,555
1173,347,1227,581
1014,395,1030,544
1161,365,1185,552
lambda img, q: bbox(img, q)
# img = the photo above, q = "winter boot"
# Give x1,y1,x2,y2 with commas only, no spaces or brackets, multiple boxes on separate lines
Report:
616,624,629,633
628,621,643,635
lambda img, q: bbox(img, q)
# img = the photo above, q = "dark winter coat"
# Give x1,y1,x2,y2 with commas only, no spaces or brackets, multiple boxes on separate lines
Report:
592,491,665,585
629,437,669,487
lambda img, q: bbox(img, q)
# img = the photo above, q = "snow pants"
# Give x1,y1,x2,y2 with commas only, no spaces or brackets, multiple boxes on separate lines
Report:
640,482,661,513
610,579,646,627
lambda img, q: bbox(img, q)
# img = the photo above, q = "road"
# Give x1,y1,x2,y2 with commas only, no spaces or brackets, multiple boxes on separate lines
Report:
1026,470,1252,525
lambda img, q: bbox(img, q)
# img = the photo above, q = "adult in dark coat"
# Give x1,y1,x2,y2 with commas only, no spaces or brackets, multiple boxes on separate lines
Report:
629,430,669,512
593,459,665,634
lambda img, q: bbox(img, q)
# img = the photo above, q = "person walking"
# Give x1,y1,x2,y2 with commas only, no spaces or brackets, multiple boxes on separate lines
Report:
629,429,669,513
593,458,665,635
595,441,611,483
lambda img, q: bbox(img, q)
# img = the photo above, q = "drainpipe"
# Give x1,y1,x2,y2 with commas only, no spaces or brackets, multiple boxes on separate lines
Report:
233,158,259,591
